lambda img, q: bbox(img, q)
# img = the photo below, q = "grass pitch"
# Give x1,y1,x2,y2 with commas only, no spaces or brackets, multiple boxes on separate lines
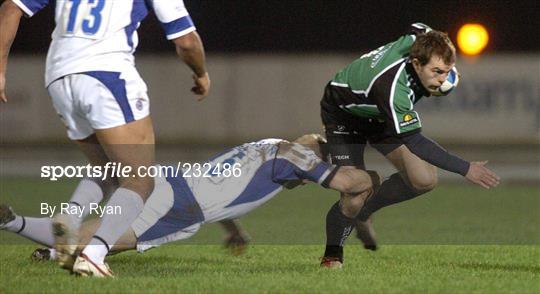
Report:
1,178,539,293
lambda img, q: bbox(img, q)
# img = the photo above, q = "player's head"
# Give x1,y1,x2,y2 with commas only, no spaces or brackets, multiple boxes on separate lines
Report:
410,31,456,95
278,134,326,189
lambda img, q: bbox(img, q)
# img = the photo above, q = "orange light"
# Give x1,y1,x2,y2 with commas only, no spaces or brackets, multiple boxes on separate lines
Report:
457,24,489,56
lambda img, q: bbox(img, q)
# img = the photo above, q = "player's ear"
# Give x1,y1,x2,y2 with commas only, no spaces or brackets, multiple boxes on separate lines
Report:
411,58,422,72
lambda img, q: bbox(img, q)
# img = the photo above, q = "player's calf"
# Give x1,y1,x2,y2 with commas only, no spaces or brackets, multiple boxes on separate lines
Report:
355,217,377,251
52,214,79,270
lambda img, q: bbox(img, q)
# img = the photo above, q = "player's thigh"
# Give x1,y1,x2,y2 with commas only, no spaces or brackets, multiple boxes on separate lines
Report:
385,145,438,191
75,134,119,193
132,174,202,252
95,117,155,173
75,134,110,166
323,127,367,168
79,70,155,194
323,123,370,216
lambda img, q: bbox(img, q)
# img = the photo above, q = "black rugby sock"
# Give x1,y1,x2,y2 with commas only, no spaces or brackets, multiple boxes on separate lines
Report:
357,173,422,221
323,201,355,261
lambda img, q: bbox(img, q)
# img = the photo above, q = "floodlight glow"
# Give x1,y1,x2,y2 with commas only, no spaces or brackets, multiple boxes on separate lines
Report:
457,24,489,55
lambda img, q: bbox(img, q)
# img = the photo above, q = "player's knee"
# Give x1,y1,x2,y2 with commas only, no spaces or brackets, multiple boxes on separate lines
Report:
340,191,370,218
339,167,374,195
89,176,119,199
409,171,438,193
119,176,154,200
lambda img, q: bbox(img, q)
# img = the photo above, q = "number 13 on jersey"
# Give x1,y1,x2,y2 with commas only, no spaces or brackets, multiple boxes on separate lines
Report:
60,0,113,39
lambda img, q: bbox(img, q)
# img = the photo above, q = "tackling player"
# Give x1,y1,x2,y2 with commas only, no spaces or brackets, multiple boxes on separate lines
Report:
318,23,500,268
0,0,210,277
0,134,379,277
0,0,210,273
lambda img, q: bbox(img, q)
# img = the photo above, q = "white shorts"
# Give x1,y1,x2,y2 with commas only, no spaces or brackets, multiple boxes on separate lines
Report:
47,69,150,140
131,172,204,253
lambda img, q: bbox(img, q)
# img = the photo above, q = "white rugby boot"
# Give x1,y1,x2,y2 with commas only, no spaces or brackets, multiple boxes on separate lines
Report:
72,253,114,278
320,256,343,269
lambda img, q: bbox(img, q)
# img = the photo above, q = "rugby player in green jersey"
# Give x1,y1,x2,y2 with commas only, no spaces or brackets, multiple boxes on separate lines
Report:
319,23,500,268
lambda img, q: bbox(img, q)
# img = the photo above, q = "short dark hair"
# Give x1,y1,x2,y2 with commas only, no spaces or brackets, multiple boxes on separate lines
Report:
410,31,456,66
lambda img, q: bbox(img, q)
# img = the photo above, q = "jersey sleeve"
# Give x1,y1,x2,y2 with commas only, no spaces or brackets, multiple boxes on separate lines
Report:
12,0,49,17
272,143,337,185
373,62,422,137
149,0,196,40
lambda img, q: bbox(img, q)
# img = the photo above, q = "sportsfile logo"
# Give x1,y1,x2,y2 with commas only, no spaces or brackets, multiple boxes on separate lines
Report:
40,162,242,181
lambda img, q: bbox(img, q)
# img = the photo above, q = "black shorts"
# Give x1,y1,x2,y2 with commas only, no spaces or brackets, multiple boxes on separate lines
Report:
320,95,402,167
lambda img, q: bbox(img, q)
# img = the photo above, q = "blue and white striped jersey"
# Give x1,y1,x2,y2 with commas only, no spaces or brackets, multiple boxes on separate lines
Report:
12,0,196,85
163,139,337,224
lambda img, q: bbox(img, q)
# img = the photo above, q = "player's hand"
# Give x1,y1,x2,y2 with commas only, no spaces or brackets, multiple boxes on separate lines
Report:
0,73,7,102
224,231,250,256
465,161,500,189
191,72,210,101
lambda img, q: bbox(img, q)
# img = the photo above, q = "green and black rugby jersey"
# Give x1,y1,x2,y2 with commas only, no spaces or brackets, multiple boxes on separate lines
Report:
322,23,432,137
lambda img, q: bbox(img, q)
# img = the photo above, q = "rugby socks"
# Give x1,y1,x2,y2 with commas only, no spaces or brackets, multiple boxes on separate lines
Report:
82,188,144,264
64,178,106,227
357,173,422,222
323,201,355,261
4,216,55,247
49,248,57,260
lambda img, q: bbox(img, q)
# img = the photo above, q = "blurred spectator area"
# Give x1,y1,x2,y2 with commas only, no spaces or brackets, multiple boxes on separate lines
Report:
1,54,538,183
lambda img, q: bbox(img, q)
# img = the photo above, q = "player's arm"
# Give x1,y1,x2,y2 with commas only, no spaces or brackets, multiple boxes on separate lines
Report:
0,0,24,102
151,0,210,100
373,68,499,189
171,32,210,100
276,142,380,195
219,219,250,256
400,132,500,189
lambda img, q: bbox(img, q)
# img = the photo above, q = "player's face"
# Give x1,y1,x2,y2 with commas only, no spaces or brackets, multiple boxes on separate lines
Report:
413,55,454,95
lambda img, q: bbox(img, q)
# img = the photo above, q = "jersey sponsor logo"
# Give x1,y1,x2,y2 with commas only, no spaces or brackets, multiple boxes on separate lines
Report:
399,113,418,127
403,113,414,121
333,155,350,160
331,125,350,135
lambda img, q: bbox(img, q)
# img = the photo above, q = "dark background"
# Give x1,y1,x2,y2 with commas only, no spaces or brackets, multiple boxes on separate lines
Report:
9,0,540,53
